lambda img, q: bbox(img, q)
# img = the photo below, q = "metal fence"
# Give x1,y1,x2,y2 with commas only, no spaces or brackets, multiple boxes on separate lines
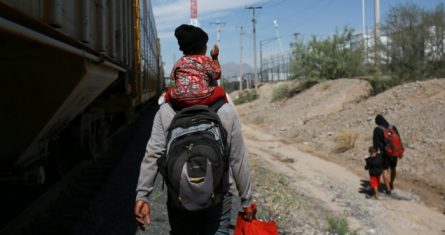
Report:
259,50,294,82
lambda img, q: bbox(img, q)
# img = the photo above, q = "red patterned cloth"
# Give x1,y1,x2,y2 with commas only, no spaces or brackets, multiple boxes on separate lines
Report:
166,86,227,109
166,54,226,108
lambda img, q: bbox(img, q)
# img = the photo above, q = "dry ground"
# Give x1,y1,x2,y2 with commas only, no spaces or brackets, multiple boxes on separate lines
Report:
232,78,445,234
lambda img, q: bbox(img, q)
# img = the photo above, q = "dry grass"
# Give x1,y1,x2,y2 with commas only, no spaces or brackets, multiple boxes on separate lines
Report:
271,83,290,102
272,152,295,163
334,129,358,153
320,83,331,91
248,153,331,234
252,115,265,125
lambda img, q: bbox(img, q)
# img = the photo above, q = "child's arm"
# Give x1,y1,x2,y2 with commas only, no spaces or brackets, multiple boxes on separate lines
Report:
209,44,221,80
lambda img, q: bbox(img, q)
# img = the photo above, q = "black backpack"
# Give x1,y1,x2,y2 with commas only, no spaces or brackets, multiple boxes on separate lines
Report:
157,100,229,211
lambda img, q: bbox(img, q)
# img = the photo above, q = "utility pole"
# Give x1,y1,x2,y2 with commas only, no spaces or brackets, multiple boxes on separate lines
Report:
246,6,262,89
210,19,226,86
362,0,367,63
273,20,283,53
374,0,380,65
239,26,244,90
210,19,226,47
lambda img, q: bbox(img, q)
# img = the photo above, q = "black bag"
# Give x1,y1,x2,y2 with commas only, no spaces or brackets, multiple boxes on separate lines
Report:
157,100,229,211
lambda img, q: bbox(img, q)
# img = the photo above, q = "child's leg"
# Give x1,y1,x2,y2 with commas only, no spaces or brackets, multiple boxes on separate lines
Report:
373,187,379,199
195,86,228,106
370,176,379,199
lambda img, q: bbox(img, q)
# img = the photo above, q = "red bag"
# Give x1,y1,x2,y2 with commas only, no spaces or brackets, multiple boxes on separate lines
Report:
383,125,404,158
234,204,278,235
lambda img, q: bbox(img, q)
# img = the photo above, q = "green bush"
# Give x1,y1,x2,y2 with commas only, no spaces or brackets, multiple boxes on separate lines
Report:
233,90,258,105
271,80,319,102
369,74,394,94
327,217,358,235
290,79,319,95
360,68,396,95
271,84,290,102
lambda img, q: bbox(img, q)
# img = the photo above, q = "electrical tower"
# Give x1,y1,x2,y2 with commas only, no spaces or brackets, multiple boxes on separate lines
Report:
190,0,198,26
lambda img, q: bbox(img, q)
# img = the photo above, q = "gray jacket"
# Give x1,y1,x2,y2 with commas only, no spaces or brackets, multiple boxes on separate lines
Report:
136,103,252,207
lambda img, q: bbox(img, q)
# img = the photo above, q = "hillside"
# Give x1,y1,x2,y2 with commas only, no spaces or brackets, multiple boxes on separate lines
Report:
232,78,445,210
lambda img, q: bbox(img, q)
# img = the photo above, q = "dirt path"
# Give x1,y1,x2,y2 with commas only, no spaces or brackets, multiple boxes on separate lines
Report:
242,124,445,235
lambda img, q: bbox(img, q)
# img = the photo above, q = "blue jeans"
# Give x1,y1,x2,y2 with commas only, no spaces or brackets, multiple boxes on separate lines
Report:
167,192,232,235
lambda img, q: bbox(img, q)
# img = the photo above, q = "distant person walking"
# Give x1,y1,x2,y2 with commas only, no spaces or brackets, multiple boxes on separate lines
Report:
373,114,404,194
365,146,384,199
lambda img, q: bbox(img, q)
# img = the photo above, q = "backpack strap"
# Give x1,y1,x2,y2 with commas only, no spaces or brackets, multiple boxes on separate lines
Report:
167,102,181,112
209,98,226,113
378,125,393,131
168,98,226,113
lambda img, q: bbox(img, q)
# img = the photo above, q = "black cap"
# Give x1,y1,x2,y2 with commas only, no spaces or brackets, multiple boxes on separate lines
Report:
174,24,208,54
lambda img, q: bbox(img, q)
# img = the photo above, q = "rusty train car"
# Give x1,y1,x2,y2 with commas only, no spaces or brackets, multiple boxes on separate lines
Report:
0,0,164,184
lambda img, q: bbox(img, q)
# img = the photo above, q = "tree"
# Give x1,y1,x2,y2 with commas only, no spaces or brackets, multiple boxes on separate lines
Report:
384,3,428,81
424,3,445,77
291,27,364,80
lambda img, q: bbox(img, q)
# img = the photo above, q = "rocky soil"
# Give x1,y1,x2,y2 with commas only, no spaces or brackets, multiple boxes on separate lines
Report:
231,78,445,234
241,124,444,235
234,78,445,197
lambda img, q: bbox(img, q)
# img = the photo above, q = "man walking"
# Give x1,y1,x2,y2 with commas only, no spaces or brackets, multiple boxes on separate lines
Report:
134,101,254,234
373,114,404,194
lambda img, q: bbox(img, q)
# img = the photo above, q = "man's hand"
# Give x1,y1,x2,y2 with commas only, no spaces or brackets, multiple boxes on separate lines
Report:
243,203,257,222
210,44,219,60
135,200,151,230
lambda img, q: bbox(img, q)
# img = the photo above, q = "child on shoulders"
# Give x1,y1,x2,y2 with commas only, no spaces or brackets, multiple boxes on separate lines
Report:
161,24,227,109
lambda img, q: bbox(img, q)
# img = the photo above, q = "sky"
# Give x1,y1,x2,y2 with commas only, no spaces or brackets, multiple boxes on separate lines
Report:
151,0,443,74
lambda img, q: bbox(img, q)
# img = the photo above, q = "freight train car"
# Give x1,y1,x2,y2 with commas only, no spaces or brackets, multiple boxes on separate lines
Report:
0,0,164,185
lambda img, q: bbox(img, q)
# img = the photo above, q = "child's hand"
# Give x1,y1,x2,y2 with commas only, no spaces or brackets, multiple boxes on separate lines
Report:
210,44,219,60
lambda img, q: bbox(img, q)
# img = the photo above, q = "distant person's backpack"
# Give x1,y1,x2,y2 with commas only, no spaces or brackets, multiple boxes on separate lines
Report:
157,100,229,211
380,125,404,158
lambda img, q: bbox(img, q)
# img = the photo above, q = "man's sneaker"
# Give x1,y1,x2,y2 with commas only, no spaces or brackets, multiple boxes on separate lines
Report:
385,190,391,195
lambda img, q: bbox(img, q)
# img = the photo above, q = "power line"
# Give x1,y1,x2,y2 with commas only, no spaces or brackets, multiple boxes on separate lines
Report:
262,0,290,8
280,0,329,24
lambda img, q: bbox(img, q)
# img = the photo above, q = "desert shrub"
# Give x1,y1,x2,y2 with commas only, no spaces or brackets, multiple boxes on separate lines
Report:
320,83,331,91
327,217,358,235
250,161,302,227
233,90,258,105
288,79,320,97
271,79,319,102
369,74,394,94
271,83,290,102
252,115,265,125
334,129,358,153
